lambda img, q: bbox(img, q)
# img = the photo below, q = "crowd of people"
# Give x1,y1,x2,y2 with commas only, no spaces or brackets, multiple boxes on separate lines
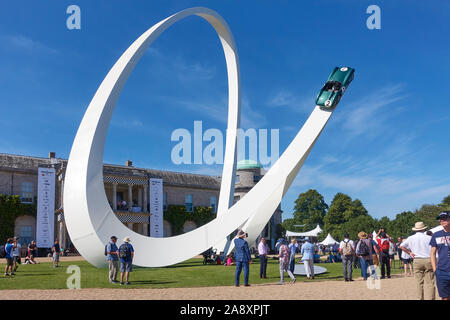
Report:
2,210,448,300
2,237,42,277
230,210,449,300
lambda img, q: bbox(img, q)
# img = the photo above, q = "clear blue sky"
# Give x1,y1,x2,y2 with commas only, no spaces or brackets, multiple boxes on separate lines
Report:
1,0,449,221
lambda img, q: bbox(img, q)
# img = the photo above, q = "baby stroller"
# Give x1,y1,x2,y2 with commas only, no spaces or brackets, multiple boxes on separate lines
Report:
202,247,217,265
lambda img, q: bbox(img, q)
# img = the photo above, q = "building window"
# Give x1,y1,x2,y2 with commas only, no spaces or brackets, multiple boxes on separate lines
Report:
210,197,217,213
253,175,261,183
185,194,193,212
163,192,168,211
20,226,33,246
21,182,34,204
233,195,240,204
235,175,240,184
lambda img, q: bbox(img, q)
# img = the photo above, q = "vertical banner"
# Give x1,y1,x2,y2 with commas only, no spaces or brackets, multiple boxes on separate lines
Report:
36,167,56,248
149,178,163,237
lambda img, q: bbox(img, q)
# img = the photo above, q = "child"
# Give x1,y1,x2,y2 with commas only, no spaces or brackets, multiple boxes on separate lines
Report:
226,253,234,266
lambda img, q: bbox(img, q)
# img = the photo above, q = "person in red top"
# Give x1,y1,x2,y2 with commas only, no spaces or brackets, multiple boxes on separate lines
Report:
377,231,391,279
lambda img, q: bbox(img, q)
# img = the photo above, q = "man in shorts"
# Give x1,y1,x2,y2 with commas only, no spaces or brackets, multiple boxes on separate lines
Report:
106,236,119,283
51,240,60,268
430,211,450,300
4,238,15,276
11,237,22,274
28,240,38,264
119,237,134,285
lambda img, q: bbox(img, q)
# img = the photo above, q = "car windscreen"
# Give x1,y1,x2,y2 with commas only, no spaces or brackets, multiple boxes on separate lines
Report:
323,81,341,91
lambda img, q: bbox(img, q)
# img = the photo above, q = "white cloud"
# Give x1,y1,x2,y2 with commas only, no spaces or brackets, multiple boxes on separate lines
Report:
0,34,58,54
267,90,314,113
335,84,407,138
111,119,144,128
145,47,216,81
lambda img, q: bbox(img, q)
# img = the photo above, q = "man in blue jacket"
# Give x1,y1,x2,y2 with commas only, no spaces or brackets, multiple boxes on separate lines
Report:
234,229,252,287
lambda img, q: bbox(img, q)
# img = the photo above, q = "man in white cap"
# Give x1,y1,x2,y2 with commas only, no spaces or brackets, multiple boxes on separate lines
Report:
234,229,251,287
430,211,450,300
118,237,134,285
400,222,435,300
106,236,119,284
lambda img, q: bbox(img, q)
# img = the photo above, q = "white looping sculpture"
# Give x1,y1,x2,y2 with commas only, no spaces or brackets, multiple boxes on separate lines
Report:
64,7,337,268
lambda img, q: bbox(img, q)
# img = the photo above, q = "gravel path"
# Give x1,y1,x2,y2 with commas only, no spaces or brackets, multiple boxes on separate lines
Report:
0,274,439,300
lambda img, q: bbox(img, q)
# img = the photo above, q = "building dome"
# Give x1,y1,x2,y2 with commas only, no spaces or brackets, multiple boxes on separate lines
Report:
237,160,261,170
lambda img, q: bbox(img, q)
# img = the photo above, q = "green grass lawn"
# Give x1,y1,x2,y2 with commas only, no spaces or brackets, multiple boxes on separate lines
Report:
0,258,404,290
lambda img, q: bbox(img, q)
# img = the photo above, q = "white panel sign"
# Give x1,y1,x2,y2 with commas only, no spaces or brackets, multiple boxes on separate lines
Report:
36,167,55,248
149,178,163,237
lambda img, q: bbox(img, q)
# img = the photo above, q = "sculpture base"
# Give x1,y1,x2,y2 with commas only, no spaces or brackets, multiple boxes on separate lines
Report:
293,264,327,276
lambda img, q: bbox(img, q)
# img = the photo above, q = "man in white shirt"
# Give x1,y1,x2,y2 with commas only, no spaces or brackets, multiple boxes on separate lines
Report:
400,222,435,300
339,233,355,281
258,237,268,279
11,237,22,275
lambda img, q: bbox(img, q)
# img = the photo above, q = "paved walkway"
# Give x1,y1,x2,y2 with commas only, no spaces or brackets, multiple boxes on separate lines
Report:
0,274,439,300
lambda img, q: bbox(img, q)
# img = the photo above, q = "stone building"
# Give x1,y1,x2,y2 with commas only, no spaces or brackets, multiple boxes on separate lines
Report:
0,152,281,253
234,160,283,250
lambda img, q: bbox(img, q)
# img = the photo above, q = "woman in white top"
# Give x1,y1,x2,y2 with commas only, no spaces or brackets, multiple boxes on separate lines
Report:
388,240,395,269
401,248,413,276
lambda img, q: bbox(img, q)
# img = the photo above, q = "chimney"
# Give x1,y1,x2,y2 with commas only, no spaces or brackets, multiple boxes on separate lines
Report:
49,152,56,159
126,160,133,167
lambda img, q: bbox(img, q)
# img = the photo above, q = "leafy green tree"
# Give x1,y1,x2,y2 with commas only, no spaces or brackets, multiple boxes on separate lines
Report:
387,211,416,239
352,199,369,217
415,204,441,230
0,195,36,243
341,215,376,241
323,193,353,240
293,189,328,231
440,195,450,208
324,193,371,241
375,216,391,232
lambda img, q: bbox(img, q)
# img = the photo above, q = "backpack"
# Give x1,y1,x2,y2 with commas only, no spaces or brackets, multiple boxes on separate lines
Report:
342,240,353,256
0,245,5,258
379,238,390,253
119,244,130,259
359,240,370,256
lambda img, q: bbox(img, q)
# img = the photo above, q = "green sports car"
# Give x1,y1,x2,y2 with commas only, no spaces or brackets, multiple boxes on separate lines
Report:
316,66,355,109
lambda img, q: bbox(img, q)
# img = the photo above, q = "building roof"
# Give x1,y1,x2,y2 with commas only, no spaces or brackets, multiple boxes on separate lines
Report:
237,159,261,170
0,153,220,189
0,153,55,172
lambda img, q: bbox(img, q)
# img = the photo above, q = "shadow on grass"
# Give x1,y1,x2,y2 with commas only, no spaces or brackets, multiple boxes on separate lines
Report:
163,263,210,269
127,280,176,285
11,273,54,277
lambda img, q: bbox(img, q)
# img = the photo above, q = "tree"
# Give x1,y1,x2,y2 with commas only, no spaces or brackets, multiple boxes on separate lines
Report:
0,195,36,243
324,193,371,241
341,215,376,241
352,199,368,217
323,193,353,241
293,189,328,231
387,211,416,239
440,195,450,208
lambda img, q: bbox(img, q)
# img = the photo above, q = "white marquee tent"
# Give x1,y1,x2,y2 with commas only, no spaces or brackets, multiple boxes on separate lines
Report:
286,224,323,237
430,225,443,233
319,233,339,246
